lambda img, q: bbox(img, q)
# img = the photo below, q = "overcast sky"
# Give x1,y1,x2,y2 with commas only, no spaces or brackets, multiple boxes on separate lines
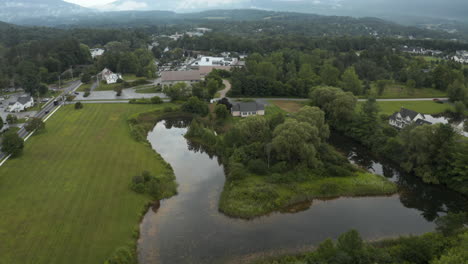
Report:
64,0,116,7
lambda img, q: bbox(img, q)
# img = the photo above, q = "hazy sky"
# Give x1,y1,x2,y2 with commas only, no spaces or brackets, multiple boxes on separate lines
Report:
65,0,116,7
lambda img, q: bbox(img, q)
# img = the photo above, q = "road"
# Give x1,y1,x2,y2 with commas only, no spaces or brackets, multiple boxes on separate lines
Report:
0,80,82,161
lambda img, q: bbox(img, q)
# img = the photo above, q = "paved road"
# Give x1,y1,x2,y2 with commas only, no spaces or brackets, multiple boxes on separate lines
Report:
74,88,167,101
0,81,82,161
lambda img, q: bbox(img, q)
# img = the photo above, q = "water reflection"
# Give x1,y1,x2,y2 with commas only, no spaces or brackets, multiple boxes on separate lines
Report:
138,119,467,264
330,132,468,222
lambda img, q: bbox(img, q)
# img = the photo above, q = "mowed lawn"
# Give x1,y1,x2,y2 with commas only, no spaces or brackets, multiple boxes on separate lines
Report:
369,101,454,115
0,104,172,264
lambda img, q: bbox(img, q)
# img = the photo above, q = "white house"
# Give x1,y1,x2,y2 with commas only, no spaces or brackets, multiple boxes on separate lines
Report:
231,102,265,117
389,108,427,129
90,48,105,59
100,68,123,84
7,96,34,113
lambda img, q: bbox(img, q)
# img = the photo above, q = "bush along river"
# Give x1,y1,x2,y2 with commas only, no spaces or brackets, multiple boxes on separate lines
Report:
138,119,468,264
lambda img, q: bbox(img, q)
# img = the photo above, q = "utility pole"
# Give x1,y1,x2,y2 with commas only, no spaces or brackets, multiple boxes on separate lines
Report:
58,75,61,90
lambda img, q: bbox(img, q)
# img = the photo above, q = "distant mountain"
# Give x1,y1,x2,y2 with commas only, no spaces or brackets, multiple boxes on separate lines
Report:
92,0,468,22
0,0,90,23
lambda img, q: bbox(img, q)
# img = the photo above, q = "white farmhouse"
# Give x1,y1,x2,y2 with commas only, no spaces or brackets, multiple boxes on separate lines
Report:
7,96,34,113
100,68,123,84
231,102,265,117
90,48,105,59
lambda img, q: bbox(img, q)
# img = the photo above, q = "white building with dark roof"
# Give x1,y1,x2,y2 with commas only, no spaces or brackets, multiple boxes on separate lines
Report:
100,68,122,84
7,96,34,113
231,102,265,117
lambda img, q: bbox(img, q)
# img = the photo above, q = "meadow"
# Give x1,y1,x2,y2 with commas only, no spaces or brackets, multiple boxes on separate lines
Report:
0,104,177,264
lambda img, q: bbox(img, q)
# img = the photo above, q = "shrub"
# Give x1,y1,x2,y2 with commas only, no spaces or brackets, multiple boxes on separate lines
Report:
247,159,268,175
228,162,247,180
66,95,75,101
132,175,144,185
319,182,339,195
131,183,145,193
74,102,83,109
163,106,173,113
150,96,163,104
84,91,90,97
6,114,18,124
105,246,135,264
271,162,289,173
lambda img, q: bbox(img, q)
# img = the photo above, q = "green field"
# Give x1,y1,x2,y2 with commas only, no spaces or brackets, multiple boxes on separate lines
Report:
368,83,447,99
94,82,121,91
134,86,160,94
76,83,92,92
0,104,176,264
365,100,454,115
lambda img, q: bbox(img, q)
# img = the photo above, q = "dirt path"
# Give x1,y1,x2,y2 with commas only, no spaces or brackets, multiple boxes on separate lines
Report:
218,79,232,98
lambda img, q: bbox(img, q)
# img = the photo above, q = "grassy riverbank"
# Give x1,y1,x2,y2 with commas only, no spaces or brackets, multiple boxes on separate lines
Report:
252,227,468,264
0,104,177,264
219,172,397,218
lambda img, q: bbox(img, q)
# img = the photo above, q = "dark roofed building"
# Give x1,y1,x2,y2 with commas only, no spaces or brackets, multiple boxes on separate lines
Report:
231,102,265,117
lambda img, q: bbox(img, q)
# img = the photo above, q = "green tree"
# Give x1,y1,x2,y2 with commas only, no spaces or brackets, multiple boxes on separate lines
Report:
181,97,209,116
294,106,330,140
320,64,340,86
215,104,229,119
74,102,83,109
272,119,321,168
310,86,357,126
25,117,45,132
163,82,191,101
238,116,271,145
341,67,362,95
0,115,3,131
206,79,220,99
337,229,364,262
1,131,24,157
81,73,91,84
454,101,466,116
376,80,388,96
447,79,467,103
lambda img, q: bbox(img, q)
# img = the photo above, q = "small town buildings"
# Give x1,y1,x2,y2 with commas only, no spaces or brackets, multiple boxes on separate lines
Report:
7,96,34,113
90,48,105,59
191,56,239,68
161,71,201,86
100,68,122,84
452,50,468,64
231,102,265,117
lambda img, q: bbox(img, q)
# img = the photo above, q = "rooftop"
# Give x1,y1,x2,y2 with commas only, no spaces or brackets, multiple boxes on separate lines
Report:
232,102,265,112
161,71,201,82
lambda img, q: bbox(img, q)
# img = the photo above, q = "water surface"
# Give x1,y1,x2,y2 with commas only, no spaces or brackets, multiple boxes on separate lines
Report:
138,120,467,264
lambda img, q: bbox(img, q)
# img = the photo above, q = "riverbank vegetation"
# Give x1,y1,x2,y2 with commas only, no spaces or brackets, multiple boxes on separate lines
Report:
253,213,468,264
0,104,177,264
186,102,397,218
310,86,468,195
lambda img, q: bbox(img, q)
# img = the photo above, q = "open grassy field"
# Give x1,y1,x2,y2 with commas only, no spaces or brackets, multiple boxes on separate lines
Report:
270,100,305,113
220,172,397,218
0,104,176,264
368,84,447,99
134,86,160,94
76,83,92,92
94,82,121,91
364,101,455,115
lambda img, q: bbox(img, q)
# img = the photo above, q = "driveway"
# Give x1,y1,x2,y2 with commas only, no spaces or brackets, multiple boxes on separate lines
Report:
217,79,232,99
74,88,167,101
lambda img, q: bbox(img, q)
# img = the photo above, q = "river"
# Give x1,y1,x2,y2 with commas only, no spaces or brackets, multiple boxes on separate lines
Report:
138,119,467,264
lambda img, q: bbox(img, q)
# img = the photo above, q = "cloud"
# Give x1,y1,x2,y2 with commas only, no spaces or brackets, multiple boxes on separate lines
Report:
102,1,149,11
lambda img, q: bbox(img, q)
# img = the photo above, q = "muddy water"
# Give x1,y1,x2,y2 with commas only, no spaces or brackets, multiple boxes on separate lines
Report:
138,120,467,264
